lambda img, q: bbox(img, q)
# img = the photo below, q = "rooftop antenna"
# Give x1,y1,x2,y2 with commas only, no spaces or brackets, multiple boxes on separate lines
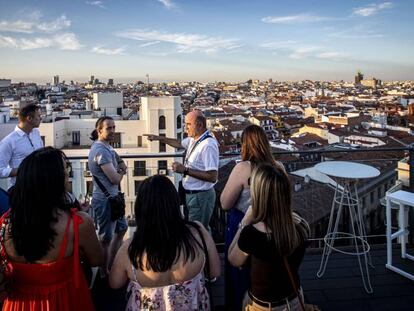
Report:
146,74,149,95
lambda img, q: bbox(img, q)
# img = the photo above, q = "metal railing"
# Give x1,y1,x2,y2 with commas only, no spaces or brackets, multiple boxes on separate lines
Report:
63,145,414,247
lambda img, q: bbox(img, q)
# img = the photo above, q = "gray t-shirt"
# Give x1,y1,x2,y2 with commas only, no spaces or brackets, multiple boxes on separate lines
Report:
88,140,119,199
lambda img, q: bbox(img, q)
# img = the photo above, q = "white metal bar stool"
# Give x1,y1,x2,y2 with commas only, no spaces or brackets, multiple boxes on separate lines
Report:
315,161,380,294
385,190,414,280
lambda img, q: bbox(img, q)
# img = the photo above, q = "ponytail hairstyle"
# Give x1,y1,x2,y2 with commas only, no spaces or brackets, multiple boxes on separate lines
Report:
90,116,114,141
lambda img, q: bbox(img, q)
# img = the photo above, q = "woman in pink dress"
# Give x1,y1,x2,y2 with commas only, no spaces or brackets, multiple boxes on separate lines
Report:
109,175,220,310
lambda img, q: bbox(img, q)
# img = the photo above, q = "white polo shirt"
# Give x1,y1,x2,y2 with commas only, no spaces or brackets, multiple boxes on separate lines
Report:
182,131,219,191
0,126,44,187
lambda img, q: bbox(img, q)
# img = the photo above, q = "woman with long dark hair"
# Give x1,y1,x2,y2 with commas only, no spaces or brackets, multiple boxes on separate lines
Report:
109,175,220,310
220,124,283,310
0,147,103,310
229,163,309,311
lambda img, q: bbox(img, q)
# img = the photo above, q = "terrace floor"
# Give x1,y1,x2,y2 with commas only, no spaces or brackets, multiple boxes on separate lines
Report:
92,244,414,311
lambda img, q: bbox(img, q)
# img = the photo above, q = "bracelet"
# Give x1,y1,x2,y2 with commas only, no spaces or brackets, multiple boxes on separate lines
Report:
238,221,245,230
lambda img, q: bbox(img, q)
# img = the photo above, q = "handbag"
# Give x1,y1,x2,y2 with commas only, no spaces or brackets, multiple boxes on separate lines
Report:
283,257,321,311
93,175,125,221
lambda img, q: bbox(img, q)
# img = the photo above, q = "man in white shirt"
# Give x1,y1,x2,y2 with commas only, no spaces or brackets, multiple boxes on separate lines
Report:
145,110,219,232
0,104,43,188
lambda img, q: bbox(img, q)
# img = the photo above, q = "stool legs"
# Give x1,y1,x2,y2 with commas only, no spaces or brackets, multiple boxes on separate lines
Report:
317,180,373,294
347,185,373,294
317,182,345,278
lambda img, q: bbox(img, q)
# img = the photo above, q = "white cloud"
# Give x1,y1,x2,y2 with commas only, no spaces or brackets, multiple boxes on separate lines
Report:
139,41,160,48
261,41,348,61
289,46,322,59
0,32,81,50
353,2,393,17
86,1,106,9
0,20,33,33
0,35,19,48
260,41,297,50
329,31,384,39
315,52,350,61
0,15,71,33
157,0,176,10
116,29,240,54
37,15,71,33
54,33,82,50
262,14,339,24
91,46,126,55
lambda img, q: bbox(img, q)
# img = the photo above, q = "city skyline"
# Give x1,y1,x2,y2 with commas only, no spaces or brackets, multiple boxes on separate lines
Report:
1,0,414,83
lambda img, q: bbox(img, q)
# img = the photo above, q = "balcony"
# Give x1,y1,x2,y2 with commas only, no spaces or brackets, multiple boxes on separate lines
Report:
49,146,414,309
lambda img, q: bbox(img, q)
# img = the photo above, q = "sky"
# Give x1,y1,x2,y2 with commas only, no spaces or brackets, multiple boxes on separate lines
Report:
0,0,413,83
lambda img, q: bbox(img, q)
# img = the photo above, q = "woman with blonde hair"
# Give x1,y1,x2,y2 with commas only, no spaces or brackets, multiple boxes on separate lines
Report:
221,124,283,310
229,163,309,311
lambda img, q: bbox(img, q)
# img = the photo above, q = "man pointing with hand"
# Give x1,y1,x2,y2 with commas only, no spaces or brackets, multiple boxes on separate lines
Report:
145,110,219,232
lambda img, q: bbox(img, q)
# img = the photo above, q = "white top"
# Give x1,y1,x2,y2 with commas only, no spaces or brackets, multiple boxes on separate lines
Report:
0,126,44,187
315,161,380,179
182,131,219,191
387,190,414,207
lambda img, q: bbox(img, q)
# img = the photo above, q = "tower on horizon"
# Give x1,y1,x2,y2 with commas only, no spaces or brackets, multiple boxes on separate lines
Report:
355,70,364,84
53,75,59,86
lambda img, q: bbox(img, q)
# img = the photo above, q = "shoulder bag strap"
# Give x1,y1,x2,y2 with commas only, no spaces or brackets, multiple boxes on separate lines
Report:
283,257,306,311
188,222,214,309
184,133,212,166
92,175,111,198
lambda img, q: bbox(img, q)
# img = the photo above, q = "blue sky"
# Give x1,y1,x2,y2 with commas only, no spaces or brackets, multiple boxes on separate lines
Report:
0,0,413,83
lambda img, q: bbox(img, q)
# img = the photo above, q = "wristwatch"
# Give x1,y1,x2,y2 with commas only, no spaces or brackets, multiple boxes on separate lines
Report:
183,167,189,177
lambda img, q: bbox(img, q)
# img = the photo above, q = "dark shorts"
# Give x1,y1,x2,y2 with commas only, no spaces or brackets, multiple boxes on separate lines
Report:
92,196,128,243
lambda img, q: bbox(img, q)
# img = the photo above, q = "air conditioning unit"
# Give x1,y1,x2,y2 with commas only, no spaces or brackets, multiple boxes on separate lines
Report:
84,171,92,177
158,169,167,175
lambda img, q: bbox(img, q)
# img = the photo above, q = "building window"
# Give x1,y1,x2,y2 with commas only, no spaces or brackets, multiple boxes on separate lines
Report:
86,180,93,194
159,116,166,130
137,135,142,147
176,132,181,140
134,180,142,196
159,133,166,152
158,160,168,175
67,181,73,192
133,161,146,176
177,115,182,129
117,107,122,116
110,133,121,148
72,131,80,146
84,162,92,177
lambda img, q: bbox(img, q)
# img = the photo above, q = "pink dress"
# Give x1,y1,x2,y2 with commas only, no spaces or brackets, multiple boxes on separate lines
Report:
126,263,209,311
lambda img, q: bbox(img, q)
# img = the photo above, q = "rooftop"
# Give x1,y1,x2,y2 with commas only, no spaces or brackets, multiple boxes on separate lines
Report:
91,244,414,311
